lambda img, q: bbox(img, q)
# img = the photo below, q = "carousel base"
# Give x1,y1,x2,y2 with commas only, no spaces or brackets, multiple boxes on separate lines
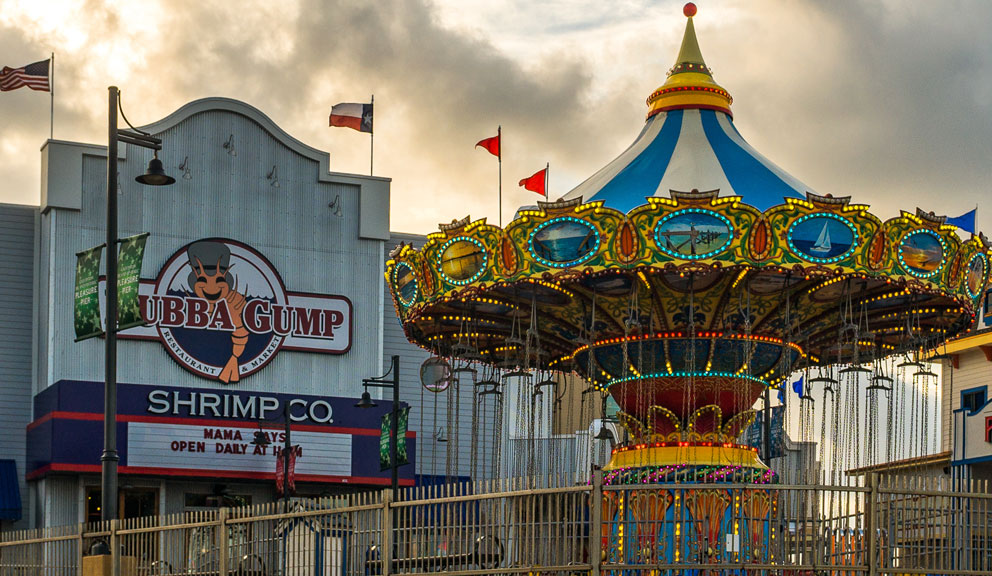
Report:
603,441,767,473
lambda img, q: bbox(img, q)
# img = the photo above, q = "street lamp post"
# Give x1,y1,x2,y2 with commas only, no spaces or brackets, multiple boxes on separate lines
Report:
356,355,401,500
101,85,174,524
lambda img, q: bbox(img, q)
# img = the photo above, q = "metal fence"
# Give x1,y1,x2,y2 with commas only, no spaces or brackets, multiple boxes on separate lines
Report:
1,474,989,576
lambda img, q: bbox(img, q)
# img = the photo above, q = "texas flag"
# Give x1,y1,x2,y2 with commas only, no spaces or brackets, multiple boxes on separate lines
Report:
329,102,373,133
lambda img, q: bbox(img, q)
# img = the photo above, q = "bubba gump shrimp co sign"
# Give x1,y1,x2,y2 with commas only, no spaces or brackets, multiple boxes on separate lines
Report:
121,238,351,383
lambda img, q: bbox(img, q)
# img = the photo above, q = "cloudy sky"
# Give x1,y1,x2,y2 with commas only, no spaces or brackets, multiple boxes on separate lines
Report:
2,0,990,234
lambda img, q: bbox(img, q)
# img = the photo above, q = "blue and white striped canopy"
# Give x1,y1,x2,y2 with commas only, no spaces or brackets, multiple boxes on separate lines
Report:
561,108,811,213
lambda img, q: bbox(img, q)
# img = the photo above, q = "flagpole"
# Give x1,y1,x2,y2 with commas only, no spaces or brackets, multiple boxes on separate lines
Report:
49,52,54,140
498,125,502,227
370,94,374,176
545,162,549,199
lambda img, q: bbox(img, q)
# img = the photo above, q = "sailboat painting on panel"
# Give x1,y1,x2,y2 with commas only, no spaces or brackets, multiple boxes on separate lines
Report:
788,215,856,262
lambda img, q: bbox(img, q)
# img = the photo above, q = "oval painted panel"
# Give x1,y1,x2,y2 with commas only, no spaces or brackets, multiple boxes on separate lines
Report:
898,231,944,278
787,214,857,263
439,237,487,284
393,262,418,306
529,218,600,267
966,254,987,298
654,210,732,260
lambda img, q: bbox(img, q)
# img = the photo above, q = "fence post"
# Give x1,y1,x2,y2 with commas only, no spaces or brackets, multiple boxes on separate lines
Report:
382,490,393,576
76,522,85,573
866,473,878,576
110,519,120,576
590,468,603,576
217,508,228,576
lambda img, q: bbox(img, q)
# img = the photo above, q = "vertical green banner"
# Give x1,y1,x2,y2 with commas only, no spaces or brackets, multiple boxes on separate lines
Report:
397,406,409,467
379,413,390,470
379,406,410,471
74,244,105,342
117,233,150,331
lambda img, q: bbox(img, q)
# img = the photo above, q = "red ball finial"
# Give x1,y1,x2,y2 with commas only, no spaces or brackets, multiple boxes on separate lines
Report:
684,2,697,17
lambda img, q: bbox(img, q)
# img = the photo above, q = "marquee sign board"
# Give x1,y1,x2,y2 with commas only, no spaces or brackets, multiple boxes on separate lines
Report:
107,238,352,383
126,422,353,478
27,380,415,486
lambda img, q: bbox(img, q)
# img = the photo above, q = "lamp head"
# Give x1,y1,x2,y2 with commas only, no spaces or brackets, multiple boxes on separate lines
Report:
594,425,615,444
136,152,176,186
355,390,377,409
250,428,271,448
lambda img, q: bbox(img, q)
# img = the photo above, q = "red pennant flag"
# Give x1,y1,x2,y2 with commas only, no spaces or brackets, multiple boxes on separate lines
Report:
287,446,299,494
519,167,547,197
275,451,285,495
475,134,500,158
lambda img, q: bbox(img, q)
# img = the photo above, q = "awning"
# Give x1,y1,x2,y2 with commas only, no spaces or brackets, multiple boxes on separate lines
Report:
0,459,22,521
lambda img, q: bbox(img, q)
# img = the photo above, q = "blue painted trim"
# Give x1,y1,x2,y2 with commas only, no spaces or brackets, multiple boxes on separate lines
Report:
700,110,803,211
960,385,990,416
592,111,683,213
952,454,992,466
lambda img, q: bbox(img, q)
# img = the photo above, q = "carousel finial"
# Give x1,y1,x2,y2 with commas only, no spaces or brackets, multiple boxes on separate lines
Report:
645,1,733,118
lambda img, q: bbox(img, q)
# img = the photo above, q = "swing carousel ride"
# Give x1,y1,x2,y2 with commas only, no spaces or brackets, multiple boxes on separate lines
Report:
386,3,990,489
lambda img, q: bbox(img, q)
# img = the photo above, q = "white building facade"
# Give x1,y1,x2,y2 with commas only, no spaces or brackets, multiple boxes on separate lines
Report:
940,288,992,482
0,97,421,531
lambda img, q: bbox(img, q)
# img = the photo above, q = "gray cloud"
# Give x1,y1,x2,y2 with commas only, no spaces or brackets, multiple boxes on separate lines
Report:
706,0,992,229
2,0,991,234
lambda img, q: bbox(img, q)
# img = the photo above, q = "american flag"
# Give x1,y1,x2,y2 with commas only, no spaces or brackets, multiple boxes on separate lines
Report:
1,59,50,92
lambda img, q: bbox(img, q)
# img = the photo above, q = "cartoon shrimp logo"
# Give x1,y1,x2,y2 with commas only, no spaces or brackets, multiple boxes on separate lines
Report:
145,238,290,383
184,241,250,383
141,237,350,383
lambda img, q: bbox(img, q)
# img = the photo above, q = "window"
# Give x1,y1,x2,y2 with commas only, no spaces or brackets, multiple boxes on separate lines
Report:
962,387,987,414
184,492,251,509
85,487,159,521
86,488,102,523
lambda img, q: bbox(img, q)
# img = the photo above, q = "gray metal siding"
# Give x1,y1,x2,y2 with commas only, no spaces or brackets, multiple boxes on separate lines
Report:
0,203,37,531
38,476,78,528
383,233,484,480
43,109,384,398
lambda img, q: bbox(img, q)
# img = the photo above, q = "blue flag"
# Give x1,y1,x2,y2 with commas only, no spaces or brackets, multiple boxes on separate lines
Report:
947,209,977,234
792,376,804,397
